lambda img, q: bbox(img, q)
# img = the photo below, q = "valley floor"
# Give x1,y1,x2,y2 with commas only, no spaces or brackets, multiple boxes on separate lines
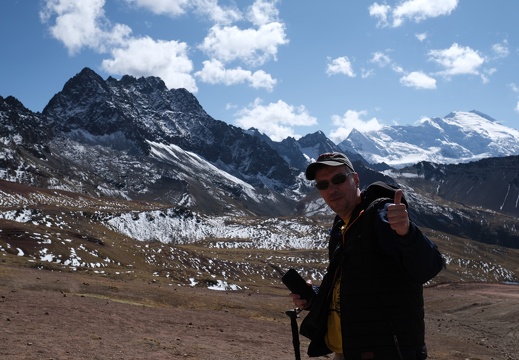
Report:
1,265,518,360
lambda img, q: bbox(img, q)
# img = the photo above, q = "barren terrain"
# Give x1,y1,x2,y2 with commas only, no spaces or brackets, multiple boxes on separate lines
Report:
1,264,518,360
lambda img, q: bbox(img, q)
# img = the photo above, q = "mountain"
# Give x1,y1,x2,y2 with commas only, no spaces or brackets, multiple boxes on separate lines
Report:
2,68,307,216
43,68,298,190
404,156,519,216
386,159,519,248
338,111,519,168
1,67,518,252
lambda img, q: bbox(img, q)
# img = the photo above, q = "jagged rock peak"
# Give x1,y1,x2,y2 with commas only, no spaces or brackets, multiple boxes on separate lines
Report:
297,130,340,160
109,73,168,93
297,131,326,146
44,67,207,117
65,67,108,92
0,95,31,113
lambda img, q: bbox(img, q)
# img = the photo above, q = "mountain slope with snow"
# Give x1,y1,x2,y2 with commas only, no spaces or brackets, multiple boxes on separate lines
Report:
338,111,519,168
43,68,298,191
1,179,517,286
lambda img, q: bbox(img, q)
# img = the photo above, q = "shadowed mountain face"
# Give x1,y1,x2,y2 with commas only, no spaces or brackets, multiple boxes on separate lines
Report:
42,68,298,190
408,157,519,216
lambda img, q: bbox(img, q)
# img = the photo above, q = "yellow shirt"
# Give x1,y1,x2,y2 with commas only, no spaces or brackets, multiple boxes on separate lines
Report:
325,275,342,353
325,218,350,354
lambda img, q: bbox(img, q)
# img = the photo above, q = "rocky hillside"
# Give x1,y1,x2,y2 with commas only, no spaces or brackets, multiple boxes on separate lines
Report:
1,179,518,288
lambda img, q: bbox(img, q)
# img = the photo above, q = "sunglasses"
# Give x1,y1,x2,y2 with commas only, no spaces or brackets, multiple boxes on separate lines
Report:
315,172,355,190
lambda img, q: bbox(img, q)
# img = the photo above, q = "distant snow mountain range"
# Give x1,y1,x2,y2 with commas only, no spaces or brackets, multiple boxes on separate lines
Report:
338,110,519,168
3,67,519,172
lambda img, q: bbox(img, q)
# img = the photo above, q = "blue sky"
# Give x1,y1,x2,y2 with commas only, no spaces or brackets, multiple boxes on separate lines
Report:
1,0,519,142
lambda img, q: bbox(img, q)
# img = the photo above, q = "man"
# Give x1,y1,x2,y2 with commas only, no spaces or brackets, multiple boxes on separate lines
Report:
290,152,444,359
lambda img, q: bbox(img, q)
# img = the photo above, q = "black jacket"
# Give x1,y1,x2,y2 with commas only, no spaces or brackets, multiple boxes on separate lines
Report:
300,182,444,359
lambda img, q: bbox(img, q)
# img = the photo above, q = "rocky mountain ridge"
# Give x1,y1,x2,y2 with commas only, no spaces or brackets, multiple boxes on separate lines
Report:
43,68,297,190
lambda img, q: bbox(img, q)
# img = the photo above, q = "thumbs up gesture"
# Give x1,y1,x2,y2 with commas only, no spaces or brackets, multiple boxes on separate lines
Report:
387,189,410,236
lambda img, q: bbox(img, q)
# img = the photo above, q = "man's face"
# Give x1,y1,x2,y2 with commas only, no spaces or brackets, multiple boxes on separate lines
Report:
314,165,360,220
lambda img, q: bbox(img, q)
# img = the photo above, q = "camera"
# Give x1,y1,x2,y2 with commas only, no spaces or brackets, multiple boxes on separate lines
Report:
282,269,315,300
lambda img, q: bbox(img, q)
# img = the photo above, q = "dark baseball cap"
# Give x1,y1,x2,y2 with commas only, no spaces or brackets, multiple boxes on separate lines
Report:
305,152,355,180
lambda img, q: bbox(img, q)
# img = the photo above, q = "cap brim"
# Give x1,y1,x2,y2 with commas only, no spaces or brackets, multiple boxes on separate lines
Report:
305,160,346,180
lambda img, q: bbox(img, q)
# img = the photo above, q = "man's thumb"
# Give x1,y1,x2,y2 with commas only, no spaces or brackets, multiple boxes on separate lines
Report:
394,189,403,205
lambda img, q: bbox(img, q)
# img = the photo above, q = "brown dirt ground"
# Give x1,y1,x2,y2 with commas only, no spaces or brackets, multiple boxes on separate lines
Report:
1,264,518,360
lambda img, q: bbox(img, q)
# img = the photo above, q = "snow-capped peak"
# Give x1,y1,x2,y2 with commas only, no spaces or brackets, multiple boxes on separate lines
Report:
339,111,519,168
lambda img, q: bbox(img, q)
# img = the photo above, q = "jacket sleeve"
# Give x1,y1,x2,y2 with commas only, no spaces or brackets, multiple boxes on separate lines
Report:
375,203,444,284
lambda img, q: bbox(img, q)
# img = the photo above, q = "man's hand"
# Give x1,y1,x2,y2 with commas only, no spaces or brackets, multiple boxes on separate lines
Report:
387,189,410,236
288,279,312,310
289,293,309,310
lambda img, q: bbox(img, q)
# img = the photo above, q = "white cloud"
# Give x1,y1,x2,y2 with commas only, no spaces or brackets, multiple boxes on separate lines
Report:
393,0,458,26
194,0,287,89
40,0,287,95
368,3,391,27
225,103,238,111
199,22,288,66
475,66,496,84
101,36,197,92
40,0,131,55
234,99,317,141
40,0,197,91
361,68,375,78
370,52,392,67
400,71,436,89
508,87,519,113
329,110,384,143
416,32,427,42
428,43,485,78
125,0,191,17
370,0,458,28
247,0,280,26
192,0,243,24
326,56,355,77
125,0,241,24
492,40,509,58
195,59,276,91
392,65,405,74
